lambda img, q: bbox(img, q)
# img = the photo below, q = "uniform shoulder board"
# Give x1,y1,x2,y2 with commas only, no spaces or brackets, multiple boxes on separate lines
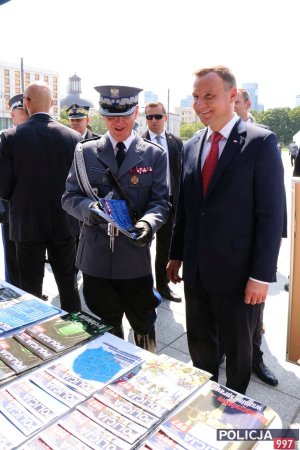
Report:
142,137,164,150
80,135,101,144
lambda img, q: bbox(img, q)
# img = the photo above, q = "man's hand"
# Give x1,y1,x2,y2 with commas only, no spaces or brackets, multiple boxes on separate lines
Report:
244,279,269,305
128,221,152,247
166,259,182,284
89,201,107,226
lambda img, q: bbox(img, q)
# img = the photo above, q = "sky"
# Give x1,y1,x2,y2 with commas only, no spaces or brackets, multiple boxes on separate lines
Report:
0,0,299,112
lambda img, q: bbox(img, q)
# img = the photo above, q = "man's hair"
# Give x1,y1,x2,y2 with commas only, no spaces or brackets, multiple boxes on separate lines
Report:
194,65,237,89
238,88,250,103
145,101,167,115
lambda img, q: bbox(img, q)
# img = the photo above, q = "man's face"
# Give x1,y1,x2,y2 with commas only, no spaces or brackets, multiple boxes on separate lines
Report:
102,106,138,141
11,108,28,126
192,72,236,131
69,117,89,136
145,106,167,135
234,91,250,119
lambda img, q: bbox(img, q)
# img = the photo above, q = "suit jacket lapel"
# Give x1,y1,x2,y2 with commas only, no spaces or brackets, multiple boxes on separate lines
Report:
204,120,246,198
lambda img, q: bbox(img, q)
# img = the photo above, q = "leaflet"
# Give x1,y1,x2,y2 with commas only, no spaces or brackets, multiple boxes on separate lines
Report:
95,386,158,428
30,370,85,407
59,409,131,450
77,396,147,444
7,378,68,424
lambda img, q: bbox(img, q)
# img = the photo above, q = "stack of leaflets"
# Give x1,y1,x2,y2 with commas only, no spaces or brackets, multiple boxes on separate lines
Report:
159,380,277,450
24,311,112,354
109,354,212,419
0,295,61,335
0,336,43,374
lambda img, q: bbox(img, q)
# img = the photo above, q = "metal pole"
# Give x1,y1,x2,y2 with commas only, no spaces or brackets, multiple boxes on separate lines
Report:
21,57,24,92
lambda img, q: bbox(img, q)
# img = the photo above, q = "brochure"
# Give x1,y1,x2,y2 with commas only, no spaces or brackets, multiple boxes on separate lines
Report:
0,336,43,374
25,311,112,353
161,380,276,450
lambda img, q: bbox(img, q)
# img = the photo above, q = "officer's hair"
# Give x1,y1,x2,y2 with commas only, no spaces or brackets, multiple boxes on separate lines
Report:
145,102,166,115
238,88,250,103
194,65,237,89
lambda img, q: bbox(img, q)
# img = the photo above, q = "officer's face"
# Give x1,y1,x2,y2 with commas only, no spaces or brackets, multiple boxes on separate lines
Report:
69,117,89,136
103,106,138,141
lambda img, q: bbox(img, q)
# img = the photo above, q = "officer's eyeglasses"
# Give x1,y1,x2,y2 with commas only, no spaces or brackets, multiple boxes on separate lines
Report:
146,114,164,120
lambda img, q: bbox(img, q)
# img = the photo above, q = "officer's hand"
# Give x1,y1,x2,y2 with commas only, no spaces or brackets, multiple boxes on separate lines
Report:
128,221,152,247
89,202,107,226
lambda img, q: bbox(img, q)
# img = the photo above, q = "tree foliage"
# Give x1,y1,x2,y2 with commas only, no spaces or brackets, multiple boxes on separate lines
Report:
180,122,204,140
252,107,300,145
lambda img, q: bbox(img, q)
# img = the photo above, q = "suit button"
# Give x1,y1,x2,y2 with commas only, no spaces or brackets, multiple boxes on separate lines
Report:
201,211,205,216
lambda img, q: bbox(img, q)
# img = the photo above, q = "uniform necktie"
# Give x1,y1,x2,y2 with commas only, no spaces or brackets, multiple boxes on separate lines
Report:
116,141,126,168
155,134,162,145
202,131,223,195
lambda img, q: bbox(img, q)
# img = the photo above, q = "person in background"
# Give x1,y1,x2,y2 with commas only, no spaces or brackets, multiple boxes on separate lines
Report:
0,94,29,287
0,82,81,312
66,104,99,140
289,141,298,167
142,102,183,303
167,66,285,394
62,85,169,352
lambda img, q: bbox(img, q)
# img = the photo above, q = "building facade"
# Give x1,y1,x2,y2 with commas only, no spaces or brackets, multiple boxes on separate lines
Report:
0,60,59,129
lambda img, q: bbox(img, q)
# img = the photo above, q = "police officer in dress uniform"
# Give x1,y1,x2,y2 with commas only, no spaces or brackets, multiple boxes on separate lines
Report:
0,94,29,287
62,85,169,352
66,104,99,140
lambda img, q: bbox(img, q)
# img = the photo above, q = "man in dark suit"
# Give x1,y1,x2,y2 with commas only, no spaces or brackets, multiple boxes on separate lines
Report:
142,102,183,302
0,82,81,312
167,66,285,394
0,94,29,288
233,88,279,386
66,104,99,140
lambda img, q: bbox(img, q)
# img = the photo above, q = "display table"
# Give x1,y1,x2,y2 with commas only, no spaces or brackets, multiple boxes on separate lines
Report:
0,280,283,450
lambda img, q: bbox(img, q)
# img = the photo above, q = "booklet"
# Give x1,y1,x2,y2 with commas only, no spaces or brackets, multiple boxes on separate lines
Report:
0,389,42,436
0,336,43,374
7,378,68,424
161,380,277,450
25,311,112,353
44,332,145,395
91,198,138,239
0,358,16,383
144,429,186,450
0,410,27,449
94,385,158,428
37,423,89,450
77,396,148,444
0,284,21,302
59,409,131,450
30,370,85,408
14,331,57,361
110,354,211,418
0,298,60,334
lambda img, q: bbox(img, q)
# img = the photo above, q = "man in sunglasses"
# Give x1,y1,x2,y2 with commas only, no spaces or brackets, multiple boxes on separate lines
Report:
62,85,169,352
143,102,183,303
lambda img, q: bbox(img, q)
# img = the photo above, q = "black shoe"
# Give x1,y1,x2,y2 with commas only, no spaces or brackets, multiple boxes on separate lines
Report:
157,287,182,303
41,294,48,301
284,283,289,292
252,362,278,386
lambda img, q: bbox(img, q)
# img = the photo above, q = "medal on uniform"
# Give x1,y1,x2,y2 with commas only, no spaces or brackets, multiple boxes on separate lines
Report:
131,174,139,185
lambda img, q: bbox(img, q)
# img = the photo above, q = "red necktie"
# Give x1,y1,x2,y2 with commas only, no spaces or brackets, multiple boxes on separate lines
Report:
202,131,223,195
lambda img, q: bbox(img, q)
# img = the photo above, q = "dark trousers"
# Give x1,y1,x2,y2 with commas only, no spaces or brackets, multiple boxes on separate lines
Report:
155,208,175,290
184,277,261,394
15,237,81,313
1,222,20,287
83,273,159,334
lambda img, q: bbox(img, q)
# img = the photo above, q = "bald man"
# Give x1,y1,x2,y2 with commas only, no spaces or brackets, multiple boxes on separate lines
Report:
0,82,81,312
